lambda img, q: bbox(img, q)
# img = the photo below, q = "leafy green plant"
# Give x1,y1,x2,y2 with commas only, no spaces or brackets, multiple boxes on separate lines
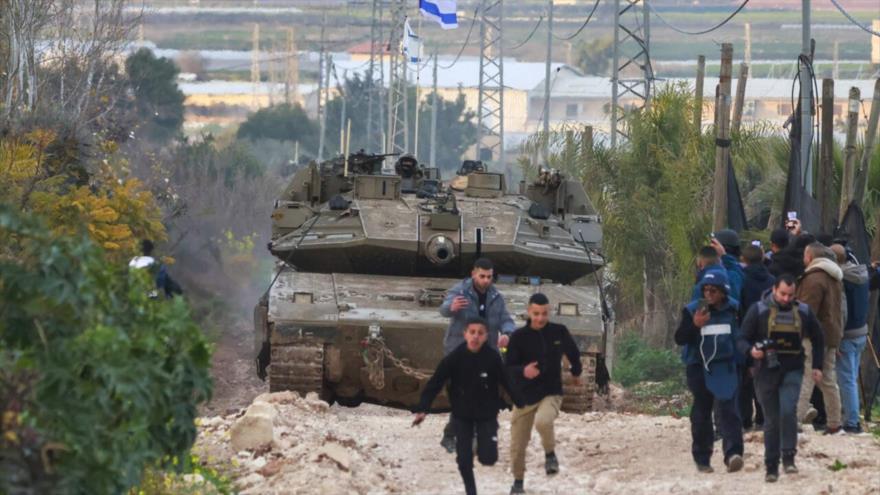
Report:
0,205,212,494
828,459,848,472
613,332,684,388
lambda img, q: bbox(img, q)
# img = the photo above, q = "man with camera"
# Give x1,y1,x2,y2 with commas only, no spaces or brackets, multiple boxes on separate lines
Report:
739,274,825,482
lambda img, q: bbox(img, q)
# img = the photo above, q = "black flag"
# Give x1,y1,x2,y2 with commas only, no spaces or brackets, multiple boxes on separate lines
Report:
781,103,821,234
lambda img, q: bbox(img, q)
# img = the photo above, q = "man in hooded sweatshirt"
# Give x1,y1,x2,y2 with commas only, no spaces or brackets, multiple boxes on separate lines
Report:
674,270,745,474
833,245,870,434
795,243,844,434
711,229,745,304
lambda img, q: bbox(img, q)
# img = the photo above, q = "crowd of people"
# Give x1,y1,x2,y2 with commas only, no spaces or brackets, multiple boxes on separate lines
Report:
675,222,879,483
411,223,878,493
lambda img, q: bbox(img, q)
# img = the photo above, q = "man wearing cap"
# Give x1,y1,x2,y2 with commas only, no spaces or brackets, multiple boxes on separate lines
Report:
674,270,745,474
710,229,744,304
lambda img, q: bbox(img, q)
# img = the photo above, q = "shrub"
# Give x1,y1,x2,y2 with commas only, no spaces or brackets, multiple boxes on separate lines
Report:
0,205,212,494
613,332,683,388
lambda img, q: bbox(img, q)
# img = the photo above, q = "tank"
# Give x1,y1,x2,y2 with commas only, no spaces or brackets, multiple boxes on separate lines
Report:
254,152,610,413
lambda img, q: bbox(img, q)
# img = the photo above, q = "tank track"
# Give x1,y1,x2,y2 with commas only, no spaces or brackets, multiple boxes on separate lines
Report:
561,353,597,414
269,337,325,395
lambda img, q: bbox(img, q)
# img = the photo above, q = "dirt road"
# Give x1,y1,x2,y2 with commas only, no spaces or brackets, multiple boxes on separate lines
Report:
200,326,879,494
196,391,880,495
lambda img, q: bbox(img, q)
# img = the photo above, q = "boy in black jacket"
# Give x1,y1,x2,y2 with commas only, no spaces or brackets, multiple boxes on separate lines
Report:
506,293,582,495
413,317,525,495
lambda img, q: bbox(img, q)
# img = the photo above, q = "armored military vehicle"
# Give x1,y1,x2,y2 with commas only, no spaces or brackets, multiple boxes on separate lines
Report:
254,151,609,413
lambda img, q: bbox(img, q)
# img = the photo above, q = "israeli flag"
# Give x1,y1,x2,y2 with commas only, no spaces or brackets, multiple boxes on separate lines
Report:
403,19,422,64
420,0,458,30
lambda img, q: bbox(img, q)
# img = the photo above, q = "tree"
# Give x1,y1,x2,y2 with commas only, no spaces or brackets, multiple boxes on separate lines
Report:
0,205,212,494
125,48,186,142
237,103,318,146
574,37,613,76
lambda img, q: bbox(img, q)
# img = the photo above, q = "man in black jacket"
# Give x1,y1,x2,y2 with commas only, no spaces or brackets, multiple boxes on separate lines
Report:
506,293,582,495
738,275,825,482
413,317,525,495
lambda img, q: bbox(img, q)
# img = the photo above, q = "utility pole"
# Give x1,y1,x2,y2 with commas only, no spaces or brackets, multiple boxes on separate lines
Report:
712,43,733,232
840,87,860,222
476,0,505,168
694,55,705,132
819,78,835,233
367,0,385,151
731,63,749,134
542,0,554,161
854,79,880,207
251,23,260,108
386,0,407,159
611,0,652,147
317,13,327,161
430,47,439,167
284,27,299,105
268,41,277,106
799,0,814,194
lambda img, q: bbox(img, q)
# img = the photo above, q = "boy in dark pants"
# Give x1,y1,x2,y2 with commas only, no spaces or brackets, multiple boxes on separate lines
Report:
413,317,525,495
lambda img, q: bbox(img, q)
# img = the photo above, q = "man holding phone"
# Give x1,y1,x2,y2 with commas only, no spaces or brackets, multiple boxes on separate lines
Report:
674,270,745,474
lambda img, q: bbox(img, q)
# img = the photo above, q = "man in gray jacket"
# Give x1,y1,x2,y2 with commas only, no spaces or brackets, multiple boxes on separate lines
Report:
437,257,516,451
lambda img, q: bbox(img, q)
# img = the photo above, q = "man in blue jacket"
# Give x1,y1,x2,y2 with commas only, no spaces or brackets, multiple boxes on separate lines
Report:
674,270,745,474
712,229,744,304
438,257,516,452
834,245,870,434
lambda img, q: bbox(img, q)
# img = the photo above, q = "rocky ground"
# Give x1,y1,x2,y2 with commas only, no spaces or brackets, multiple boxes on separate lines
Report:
198,326,880,494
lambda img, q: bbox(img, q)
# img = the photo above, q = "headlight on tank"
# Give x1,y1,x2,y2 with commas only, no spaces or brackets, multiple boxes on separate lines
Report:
425,234,455,266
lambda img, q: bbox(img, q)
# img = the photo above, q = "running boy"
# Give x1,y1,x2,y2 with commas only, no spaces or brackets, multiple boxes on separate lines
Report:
413,317,525,495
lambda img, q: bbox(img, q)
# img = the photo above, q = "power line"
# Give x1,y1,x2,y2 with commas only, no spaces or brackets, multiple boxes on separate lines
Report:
646,0,750,36
507,16,544,50
828,0,880,37
439,8,480,70
552,0,600,41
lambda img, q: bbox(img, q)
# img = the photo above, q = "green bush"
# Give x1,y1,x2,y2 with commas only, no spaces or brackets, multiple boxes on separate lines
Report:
0,205,212,494
613,332,683,388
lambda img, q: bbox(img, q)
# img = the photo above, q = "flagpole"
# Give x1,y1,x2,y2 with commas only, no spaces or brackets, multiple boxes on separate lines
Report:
414,15,423,158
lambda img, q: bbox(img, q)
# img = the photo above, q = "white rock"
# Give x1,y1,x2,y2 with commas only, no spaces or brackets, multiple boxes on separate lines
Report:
316,442,352,471
230,413,274,451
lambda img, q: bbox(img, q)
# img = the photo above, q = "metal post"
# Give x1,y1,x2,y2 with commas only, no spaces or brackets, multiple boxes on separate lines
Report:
542,0,554,161
694,55,705,132
713,44,734,232
367,0,382,150
414,16,422,157
799,0,813,194
319,54,331,162
430,47,439,167
386,0,407,159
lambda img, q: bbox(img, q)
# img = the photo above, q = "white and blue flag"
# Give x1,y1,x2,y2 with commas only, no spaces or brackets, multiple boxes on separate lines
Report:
403,19,422,63
419,0,458,30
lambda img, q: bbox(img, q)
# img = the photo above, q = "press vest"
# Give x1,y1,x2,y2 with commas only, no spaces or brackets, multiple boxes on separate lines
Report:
765,303,803,355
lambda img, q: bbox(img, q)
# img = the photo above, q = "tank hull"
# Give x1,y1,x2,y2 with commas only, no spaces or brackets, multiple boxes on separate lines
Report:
256,269,605,412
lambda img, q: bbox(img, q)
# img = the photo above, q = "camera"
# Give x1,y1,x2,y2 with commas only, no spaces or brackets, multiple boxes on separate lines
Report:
755,339,780,369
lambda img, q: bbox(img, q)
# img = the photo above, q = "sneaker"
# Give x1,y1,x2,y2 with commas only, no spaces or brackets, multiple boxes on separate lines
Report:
545,452,559,475
510,479,525,494
843,424,865,435
696,464,714,474
765,471,779,483
440,434,456,453
783,461,798,474
823,426,843,436
726,455,744,473
802,407,818,424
